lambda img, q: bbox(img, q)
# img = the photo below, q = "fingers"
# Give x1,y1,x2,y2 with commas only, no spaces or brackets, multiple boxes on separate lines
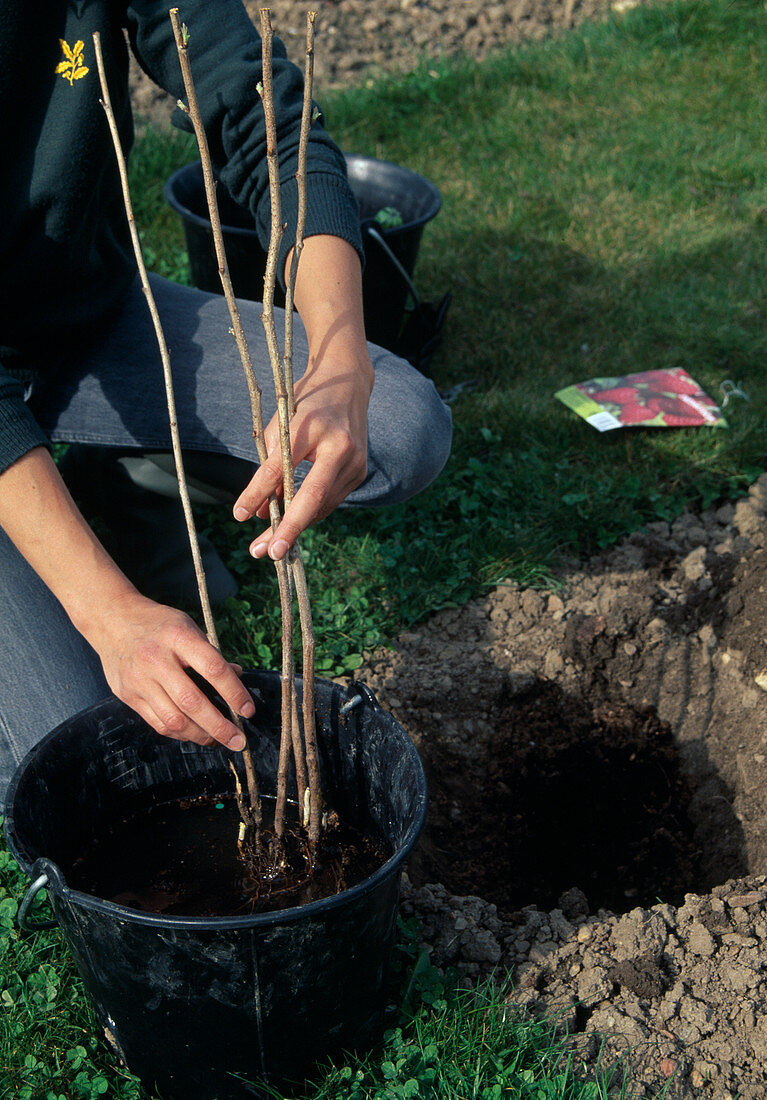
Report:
250,449,365,559
233,452,284,524
235,412,284,519
132,697,217,748
245,456,361,560
236,430,367,559
161,636,255,749
104,606,256,752
232,368,370,554
132,669,250,751
180,642,254,722
248,523,273,559
128,695,216,747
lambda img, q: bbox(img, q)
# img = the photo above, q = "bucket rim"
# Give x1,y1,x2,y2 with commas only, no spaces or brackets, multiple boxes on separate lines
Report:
4,675,428,931
164,153,442,239
163,163,260,240
344,152,442,233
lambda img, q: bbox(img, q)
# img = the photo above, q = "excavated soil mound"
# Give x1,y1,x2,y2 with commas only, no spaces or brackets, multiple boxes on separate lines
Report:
355,474,767,1099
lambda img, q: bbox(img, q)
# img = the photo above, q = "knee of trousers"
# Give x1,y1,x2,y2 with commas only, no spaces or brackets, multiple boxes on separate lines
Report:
364,362,453,507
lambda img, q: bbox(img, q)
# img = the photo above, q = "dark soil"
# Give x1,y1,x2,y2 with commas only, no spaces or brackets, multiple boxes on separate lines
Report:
415,681,704,914
69,795,386,917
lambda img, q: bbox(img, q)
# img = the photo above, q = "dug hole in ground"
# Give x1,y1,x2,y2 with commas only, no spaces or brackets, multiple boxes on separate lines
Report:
356,474,767,1100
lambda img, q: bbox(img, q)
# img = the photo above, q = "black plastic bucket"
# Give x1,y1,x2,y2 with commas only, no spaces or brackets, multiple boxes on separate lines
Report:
164,154,442,352
4,673,427,1099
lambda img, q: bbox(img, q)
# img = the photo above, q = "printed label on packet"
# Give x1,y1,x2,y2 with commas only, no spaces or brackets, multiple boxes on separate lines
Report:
555,368,727,431
586,411,623,432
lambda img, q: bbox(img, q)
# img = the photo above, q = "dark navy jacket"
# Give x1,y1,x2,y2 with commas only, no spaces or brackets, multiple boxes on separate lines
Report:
0,0,361,472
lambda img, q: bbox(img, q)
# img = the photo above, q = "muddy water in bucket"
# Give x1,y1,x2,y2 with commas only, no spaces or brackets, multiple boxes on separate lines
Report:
69,793,387,917
4,673,426,1100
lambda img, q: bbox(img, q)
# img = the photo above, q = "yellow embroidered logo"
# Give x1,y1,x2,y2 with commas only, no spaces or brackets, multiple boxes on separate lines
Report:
55,39,89,85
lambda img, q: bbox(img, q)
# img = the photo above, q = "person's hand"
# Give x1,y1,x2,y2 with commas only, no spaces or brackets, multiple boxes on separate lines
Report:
93,591,255,749
232,354,373,559
231,235,373,558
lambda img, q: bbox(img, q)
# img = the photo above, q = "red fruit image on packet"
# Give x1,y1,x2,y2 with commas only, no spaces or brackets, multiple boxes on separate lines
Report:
555,368,727,432
617,401,660,424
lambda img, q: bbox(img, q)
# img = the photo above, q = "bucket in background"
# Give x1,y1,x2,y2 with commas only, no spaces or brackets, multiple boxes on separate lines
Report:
164,154,442,354
4,672,427,1100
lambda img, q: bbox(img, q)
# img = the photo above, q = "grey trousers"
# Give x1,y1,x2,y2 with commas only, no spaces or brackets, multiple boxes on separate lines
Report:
0,275,452,800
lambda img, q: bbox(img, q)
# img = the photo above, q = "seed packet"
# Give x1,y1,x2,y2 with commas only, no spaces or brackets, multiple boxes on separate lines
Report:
555,368,727,432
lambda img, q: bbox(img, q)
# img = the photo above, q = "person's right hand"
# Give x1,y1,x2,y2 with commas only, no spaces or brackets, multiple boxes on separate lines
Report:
92,591,255,749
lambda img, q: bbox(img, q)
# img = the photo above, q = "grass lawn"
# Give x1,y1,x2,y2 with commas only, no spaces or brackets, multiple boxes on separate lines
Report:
2,0,765,1095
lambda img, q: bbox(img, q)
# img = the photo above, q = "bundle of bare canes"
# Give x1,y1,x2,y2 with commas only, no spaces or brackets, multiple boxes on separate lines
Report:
92,7,325,879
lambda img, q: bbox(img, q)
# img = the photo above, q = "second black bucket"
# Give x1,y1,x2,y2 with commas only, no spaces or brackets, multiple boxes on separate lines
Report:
5,673,427,1100
164,154,442,352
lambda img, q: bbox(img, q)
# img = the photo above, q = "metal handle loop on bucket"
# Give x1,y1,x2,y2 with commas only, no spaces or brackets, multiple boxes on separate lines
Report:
347,681,382,713
365,225,422,310
18,873,57,931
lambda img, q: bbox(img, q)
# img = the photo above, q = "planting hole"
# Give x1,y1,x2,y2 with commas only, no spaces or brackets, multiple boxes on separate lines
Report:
410,681,720,915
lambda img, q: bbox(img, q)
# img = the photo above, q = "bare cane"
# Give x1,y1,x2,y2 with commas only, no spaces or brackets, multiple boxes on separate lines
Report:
259,7,323,845
92,30,260,849
283,11,316,412
169,7,322,843
284,12,323,846
169,7,297,847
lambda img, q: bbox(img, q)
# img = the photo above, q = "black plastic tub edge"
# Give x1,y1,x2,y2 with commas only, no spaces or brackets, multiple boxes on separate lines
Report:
4,671,427,1100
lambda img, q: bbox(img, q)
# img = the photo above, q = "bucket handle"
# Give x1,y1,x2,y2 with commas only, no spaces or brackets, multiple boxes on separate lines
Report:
363,225,422,310
347,681,382,713
18,873,57,932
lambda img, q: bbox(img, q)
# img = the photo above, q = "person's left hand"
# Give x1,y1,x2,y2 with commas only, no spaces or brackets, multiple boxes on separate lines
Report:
232,354,373,559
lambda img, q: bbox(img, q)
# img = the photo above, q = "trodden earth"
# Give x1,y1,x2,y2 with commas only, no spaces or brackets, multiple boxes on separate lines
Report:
358,475,767,1100
128,0,656,123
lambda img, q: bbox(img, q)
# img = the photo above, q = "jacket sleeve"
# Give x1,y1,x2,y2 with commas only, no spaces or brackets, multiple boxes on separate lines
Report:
124,0,362,285
0,364,50,475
